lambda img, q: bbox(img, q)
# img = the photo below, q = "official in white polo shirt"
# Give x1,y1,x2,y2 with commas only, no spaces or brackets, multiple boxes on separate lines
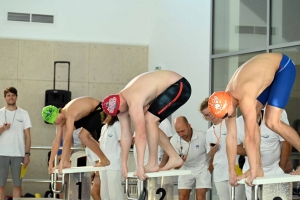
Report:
99,115,122,200
170,116,211,200
237,109,292,199
199,98,245,200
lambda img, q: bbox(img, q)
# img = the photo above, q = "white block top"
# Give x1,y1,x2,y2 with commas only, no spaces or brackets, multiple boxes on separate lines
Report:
52,166,105,174
238,174,300,185
127,170,191,178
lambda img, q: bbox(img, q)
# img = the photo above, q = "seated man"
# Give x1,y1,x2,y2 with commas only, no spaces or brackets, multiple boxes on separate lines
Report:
102,70,191,180
208,53,299,186
237,109,292,199
42,97,110,174
170,116,211,200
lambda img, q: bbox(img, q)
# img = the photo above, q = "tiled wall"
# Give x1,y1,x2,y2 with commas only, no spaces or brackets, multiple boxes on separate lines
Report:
0,38,148,196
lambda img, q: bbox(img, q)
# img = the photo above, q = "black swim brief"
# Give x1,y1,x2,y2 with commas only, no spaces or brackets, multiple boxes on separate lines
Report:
74,102,105,139
148,77,191,122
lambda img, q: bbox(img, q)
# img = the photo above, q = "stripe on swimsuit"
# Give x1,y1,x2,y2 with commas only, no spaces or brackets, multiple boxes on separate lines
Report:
277,58,290,74
158,82,183,115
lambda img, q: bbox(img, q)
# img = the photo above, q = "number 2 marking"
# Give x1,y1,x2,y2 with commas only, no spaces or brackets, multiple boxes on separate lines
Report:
156,188,166,200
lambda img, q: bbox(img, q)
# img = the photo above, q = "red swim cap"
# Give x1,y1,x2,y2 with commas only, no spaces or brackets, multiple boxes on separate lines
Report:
102,94,120,116
208,92,231,118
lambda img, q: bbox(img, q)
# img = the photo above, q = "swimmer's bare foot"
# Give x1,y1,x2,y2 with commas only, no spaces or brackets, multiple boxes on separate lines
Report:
237,166,264,180
54,161,71,174
160,156,183,171
144,163,160,173
237,166,264,186
133,167,148,181
95,159,110,167
237,169,250,181
291,166,300,175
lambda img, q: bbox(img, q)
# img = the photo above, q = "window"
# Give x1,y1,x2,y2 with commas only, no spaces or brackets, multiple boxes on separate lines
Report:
211,1,300,199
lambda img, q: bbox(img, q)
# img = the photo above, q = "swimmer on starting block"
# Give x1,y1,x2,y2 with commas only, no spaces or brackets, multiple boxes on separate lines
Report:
208,53,299,186
102,70,191,180
42,97,110,174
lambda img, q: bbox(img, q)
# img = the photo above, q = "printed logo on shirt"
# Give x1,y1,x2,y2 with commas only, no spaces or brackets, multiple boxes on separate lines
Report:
195,145,199,149
261,134,269,139
222,133,226,135
107,134,113,137
16,119,23,122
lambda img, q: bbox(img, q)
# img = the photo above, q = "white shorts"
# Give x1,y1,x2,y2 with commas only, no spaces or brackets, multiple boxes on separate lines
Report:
100,169,123,200
178,168,211,189
214,180,245,200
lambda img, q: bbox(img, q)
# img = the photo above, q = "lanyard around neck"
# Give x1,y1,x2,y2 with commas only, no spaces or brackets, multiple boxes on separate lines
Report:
5,108,17,125
212,120,222,144
180,137,191,157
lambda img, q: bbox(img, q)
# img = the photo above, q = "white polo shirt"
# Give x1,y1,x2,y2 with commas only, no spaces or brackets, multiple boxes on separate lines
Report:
170,129,209,172
133,118,174,166
0,107,31,156
99,121,122,170
205,120,230,182
237,110,289,173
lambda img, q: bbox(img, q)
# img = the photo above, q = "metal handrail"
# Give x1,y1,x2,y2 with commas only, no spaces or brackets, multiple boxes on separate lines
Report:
7,178,177,186
30,146,85,150
7,179,61,183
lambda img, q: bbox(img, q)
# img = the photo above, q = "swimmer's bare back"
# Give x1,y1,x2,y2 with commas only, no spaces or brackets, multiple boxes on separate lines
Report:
226,53,282,100
121,70,183,107
62,97,100,120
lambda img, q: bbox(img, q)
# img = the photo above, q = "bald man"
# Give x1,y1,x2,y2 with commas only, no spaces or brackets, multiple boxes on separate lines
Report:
171,116,210,200
208,53,299,186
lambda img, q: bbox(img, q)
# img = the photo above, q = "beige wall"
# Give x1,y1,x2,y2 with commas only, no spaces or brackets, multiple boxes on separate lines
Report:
0,38,148,196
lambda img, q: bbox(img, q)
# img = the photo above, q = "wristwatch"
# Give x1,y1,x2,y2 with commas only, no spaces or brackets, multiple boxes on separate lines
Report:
25,152,30,156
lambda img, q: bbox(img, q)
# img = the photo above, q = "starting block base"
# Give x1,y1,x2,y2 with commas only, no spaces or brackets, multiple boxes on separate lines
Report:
126,170,191,200
234,174,300,200
51,166,105,200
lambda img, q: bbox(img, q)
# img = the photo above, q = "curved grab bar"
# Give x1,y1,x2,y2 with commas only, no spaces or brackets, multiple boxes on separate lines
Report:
126,178,137,200
51,173,65,194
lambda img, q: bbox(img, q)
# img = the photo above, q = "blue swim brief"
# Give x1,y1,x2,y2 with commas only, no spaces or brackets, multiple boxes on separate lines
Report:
257,54,296,109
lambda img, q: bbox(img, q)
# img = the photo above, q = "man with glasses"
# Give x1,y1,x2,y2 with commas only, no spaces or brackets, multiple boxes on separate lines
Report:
207,53,299,186
200,98,245,200
102,70,191,181
42,97,110,174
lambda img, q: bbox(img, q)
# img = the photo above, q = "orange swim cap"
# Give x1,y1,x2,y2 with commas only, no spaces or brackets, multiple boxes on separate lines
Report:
208,92,231,118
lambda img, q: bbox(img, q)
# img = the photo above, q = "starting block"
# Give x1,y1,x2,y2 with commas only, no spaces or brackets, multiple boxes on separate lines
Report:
231,174,300,200
126,170,191,200
51,166,105,200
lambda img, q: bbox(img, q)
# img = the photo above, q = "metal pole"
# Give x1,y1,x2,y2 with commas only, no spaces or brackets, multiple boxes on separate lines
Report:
254,185,259,200
231,186,235,200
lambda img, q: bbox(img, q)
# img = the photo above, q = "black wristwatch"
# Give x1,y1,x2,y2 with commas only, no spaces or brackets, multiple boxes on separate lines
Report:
25,152,30,156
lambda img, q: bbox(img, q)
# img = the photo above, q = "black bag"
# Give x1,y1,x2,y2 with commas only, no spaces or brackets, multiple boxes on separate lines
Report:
44,61,71,116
